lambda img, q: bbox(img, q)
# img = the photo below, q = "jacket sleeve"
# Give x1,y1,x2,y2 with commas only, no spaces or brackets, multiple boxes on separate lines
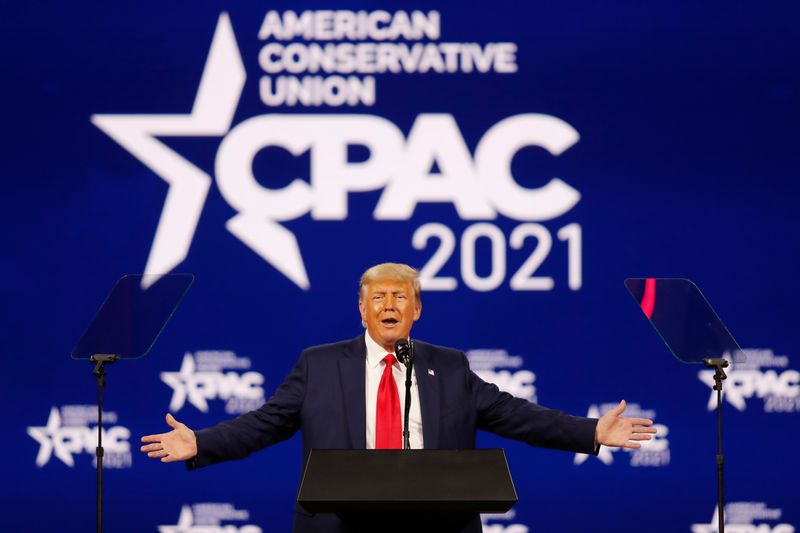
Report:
466,353,599,455
187,349,307,469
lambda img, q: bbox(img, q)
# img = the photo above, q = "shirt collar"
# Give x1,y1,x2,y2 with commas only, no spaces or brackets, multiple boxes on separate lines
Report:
365,330,394,369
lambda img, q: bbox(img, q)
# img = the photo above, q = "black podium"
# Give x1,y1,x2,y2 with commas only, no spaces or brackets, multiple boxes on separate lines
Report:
297,449,517,531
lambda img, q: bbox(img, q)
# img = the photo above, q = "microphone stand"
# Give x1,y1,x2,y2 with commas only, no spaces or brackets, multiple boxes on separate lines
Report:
395,339,415,450
403,347,413,450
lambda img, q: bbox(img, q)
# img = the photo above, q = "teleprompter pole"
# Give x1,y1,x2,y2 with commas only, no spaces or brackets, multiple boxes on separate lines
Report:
90,354,118,533
703,357,728,533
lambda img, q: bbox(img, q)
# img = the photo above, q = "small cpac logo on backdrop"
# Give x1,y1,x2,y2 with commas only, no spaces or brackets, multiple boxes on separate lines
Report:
574,402,669,467
691,502,795,533
481,510,530,533
159,503,262,533
26,405,131,468
92,12,582,291
161,351,265,415
698,349,800,413
466,349,537,402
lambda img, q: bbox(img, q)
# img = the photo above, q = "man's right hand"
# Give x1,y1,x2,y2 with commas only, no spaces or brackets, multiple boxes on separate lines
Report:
140,413,198,463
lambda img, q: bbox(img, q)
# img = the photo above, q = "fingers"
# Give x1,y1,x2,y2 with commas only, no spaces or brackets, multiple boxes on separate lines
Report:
610,400,626,416
141,444,187,461
147,449,169,459
165,413,180,429
628,433,653,441
141,434,164,443
620,441,642,449
628,418,655,427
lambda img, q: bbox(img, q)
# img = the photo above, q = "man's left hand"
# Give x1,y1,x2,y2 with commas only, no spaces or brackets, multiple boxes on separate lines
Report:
595,400,657,448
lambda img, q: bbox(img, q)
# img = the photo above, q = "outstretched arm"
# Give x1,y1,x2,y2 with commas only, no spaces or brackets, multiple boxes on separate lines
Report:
140,413,198,462
595,400,657,448
140,350,307,469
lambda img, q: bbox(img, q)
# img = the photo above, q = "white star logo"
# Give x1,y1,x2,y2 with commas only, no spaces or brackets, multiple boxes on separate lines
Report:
161,352,209,413
158,505,194,533
27,407,74,467
91,13,309,289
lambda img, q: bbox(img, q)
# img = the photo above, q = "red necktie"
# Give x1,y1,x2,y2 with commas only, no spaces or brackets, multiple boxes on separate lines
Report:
376,354,402,449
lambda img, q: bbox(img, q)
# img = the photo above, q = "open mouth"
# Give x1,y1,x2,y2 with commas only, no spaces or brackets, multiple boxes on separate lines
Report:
381,318,399,327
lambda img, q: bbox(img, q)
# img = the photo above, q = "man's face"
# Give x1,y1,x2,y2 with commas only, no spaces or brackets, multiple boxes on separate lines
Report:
359,278,422,353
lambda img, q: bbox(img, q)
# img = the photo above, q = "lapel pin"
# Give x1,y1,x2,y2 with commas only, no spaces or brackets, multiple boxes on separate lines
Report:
428,369,435,376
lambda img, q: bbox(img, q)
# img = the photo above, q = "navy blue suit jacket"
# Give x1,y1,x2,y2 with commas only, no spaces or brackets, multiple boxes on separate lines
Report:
191,335,599,532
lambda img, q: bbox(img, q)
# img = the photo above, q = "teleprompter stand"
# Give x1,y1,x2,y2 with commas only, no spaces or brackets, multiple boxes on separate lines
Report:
90,354,118,533
703,357,728,533
71,274,194,533
297,449,518,532
625,278,746,533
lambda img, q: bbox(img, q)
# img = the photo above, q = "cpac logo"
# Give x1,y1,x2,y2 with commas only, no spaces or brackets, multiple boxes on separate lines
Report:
159,504,262,533
27,407,131,468
483,524,528,533
162,352,265,414
691,502,795,533
482,510,529,533
574,403,669,467
698,350,799,412
467,349,536,402
476,368,536,402
92,13,581,290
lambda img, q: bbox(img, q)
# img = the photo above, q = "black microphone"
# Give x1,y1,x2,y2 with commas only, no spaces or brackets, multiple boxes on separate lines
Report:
394,338,414,450
394,338,413,366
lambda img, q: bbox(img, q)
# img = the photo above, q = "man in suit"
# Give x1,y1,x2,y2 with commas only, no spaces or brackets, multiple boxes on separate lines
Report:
141,263,656,532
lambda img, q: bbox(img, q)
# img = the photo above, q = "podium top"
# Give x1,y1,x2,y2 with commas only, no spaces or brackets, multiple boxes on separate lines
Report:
297,449,518,514
625,278,745,364
71,274,194,360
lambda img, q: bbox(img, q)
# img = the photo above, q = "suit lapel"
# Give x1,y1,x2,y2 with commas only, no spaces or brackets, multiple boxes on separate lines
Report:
339,335,366,449
414,342,440,449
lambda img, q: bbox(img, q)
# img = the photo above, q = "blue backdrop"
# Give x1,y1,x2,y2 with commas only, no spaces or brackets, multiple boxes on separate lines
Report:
3,2,799,531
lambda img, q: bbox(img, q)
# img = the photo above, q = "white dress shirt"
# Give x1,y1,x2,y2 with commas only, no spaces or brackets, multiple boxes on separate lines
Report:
364,331,424,449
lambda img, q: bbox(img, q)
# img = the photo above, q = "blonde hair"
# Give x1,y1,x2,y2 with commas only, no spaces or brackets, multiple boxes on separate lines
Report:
359,263,421,301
